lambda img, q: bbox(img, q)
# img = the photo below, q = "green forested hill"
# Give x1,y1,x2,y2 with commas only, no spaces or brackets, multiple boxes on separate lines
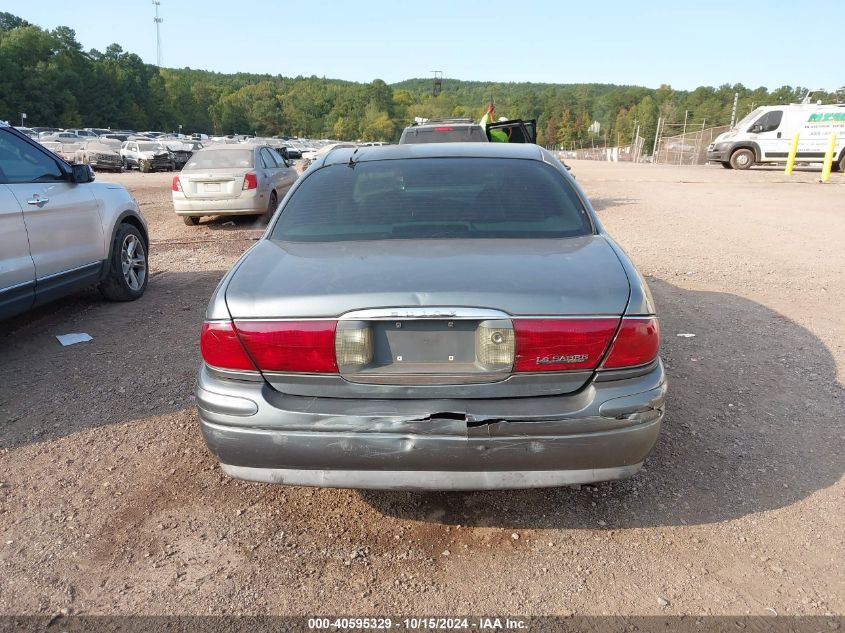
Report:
1,12,836,145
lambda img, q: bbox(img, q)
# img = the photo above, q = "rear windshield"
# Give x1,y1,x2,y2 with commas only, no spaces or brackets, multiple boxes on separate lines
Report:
184,149,253,170
401,126,486,144
271,158,592,242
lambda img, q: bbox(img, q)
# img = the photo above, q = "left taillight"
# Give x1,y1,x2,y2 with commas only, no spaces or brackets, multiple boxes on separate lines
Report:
234,320,338,373
171,176,182,192
200,322,256,371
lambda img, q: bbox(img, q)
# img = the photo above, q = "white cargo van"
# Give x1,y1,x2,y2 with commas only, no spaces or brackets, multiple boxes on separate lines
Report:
707,102,845,171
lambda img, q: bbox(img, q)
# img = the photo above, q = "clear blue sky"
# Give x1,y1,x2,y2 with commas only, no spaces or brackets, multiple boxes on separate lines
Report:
4,0,840,91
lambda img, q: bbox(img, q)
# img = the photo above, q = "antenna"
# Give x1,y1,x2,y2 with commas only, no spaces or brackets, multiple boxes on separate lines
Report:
152,0,163,66
431,71,442,97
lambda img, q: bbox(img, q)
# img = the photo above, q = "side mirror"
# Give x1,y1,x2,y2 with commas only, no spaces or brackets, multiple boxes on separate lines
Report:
71,163,95,183
750,124,763,133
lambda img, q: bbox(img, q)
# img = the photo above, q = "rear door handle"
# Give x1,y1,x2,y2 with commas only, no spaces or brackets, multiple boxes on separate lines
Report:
27,195,49,206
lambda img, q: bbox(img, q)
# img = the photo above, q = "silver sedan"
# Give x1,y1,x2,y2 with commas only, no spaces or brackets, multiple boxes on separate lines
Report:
194,143,666,490
172,144,296,226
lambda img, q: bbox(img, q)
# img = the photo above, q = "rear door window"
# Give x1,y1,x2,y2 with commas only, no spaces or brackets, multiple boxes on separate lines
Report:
272,158,592,242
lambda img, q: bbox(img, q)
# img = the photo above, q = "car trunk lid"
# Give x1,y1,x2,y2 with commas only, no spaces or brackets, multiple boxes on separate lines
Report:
180,168,246,199
224,235,631,396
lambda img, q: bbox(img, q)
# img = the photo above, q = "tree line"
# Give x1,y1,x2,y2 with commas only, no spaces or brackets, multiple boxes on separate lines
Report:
1,12,840,147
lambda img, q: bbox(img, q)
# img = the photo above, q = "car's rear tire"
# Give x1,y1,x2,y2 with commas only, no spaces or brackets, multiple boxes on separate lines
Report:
729,148,754,170
835,153,845,173
720,162,732,169
99,223,148,301
183,216,200,226
267,191,278,215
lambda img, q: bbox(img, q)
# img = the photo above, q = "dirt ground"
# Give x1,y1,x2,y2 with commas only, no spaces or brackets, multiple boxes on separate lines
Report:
1,161,843,618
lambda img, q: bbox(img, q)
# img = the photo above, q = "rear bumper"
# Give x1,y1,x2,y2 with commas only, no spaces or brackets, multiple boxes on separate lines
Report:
173,191,265,216
196,361,666,490
220,463,645,490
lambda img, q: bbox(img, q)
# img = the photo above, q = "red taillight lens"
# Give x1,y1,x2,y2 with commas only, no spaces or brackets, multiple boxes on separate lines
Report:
171,176,182,192
602,317,660,369
234,320,338,373
513,318,619,372
433,127,454,132
200,322,256,371
242,172,258,190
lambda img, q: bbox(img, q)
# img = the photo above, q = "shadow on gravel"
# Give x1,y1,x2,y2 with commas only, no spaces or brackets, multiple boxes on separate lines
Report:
0,271,227,450
360,278,845,529
203,214,270,231
588,197,638,211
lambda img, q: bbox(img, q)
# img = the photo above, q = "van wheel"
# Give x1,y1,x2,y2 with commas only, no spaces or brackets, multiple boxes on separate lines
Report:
183,216,200,226
730,148,754,170
100,224,148,301
720,162,732,169
835,153,845,173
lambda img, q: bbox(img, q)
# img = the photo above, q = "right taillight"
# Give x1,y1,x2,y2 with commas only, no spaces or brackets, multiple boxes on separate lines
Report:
602,317,660,369
242,171,258,190
512,318,619,372
171,176,182,192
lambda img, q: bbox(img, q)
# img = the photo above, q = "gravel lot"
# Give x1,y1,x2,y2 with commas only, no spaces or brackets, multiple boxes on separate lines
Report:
1,161,843,618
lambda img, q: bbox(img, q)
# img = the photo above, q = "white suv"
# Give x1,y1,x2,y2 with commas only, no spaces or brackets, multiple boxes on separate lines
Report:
0,122,149,319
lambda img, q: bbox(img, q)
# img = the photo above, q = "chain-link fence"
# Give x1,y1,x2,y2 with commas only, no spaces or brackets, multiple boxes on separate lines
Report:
555,136,647,162
654,125,730,165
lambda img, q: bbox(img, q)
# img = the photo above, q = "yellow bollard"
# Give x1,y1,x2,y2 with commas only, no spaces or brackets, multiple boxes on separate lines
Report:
820,133,837,183
785,133,800,175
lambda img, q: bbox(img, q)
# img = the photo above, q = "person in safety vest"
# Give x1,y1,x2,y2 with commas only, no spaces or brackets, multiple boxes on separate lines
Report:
479,104,509,142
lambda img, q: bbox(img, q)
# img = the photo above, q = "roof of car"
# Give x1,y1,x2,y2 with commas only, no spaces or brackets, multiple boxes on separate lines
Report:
317,141,545,168
198,143,261,151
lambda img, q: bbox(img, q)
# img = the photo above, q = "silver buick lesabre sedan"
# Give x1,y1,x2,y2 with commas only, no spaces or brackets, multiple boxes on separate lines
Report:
196,143,666,490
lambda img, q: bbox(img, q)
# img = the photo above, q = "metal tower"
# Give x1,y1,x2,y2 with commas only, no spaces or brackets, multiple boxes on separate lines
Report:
153,1,163,66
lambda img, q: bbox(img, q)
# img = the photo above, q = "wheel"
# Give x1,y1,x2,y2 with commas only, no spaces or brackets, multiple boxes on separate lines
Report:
835,153,845,173
267,190,278,215
729,148,754,170
183,216,200,226
99,223,148,301
720,162,732,169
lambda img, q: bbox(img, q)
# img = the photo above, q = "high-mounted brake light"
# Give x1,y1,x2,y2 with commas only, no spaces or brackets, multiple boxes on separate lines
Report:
242,171,258,190
512,318,619,372
602,317,660,369
234,320,338,373
433,127,454,132
200,322,256,371
171,176,182,192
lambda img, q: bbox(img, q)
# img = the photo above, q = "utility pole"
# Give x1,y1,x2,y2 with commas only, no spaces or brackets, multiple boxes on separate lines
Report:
652,116,662,163
730,92,739,127
153,1,163,67
20,112,26,127
679,110,689,165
